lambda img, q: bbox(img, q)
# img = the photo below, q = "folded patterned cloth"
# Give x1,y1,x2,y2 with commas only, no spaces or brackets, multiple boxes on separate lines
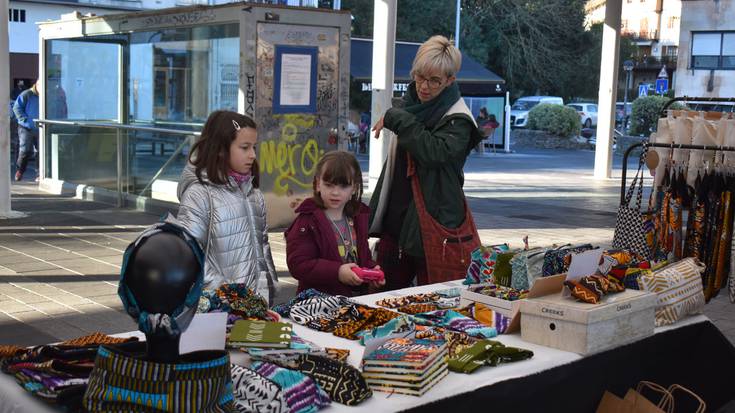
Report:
448,340,534,374
0,345,25,358
289,296,354,326
396,303,439,315
199,283,270,320
251,361,331,413
375,293,441,309
231,364,287,413
412,310,497,339
272,289,331,317
457,302,513,334
60,332,138,347
332,307,401,340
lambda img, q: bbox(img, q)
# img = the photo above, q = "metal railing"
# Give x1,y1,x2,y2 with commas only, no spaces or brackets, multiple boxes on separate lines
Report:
35,119,201,207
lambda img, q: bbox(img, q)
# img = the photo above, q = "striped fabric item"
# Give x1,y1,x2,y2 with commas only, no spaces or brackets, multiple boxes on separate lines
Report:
251,361,331,413
457,302,512,334
412,310,498,339
289,296,354,326
83,345,234,413
271,289,331,317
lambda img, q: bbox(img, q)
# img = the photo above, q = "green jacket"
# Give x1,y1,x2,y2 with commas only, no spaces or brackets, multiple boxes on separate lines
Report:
369,98,483,258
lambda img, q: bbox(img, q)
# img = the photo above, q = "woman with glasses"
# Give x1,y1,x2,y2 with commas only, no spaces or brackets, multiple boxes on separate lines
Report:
368,35,483,290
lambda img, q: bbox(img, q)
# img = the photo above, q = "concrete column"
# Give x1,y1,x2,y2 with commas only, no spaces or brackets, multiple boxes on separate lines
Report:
368,0,396,191
0,0,22,218
594,0,622,179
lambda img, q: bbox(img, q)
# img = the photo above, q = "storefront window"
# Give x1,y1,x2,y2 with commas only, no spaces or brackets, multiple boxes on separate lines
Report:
45,39,120,121
129,24,239,126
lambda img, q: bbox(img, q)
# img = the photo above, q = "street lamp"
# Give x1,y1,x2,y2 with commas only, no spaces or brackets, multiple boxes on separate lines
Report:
622,59,634,132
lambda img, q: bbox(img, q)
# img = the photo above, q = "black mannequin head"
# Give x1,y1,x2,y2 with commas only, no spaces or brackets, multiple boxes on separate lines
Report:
122,230,201,363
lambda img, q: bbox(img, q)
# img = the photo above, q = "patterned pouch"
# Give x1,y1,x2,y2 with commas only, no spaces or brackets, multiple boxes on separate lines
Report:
509,247,547,290
463,244,510,285
230,364,286,413
284,355,372,406
542,244,595,277
638,257,706,327
251,362,331,413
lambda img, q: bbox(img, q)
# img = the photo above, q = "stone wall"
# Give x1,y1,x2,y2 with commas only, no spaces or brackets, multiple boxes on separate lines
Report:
511,129,594,150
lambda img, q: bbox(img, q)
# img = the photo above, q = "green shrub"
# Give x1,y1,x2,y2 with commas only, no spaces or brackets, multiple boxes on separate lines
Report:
527,104,581,138
629,96,683,136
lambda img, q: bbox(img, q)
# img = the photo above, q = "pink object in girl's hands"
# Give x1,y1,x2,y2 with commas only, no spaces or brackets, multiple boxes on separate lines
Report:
352,267,385,282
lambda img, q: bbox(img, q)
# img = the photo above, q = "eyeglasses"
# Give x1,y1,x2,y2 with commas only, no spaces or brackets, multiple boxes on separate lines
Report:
413,74,445,89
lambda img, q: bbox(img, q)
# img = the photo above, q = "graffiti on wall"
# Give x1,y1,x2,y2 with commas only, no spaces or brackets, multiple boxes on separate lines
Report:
259,114,325,196
245,73,256,117
144,10,216,26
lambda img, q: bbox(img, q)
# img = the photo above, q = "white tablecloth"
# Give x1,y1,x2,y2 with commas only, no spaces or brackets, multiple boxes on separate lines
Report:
0,279,710,413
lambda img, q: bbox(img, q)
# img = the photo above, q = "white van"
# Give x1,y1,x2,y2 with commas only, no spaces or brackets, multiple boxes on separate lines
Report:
510,96,564,128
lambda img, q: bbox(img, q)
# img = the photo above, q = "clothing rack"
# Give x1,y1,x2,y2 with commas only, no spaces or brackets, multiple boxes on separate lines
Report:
619,96,735,206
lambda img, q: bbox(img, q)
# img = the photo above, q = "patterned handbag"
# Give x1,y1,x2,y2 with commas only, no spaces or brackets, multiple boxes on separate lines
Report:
509,247,547,290
637,257,706,327
612,144,652,259
541,243,595,277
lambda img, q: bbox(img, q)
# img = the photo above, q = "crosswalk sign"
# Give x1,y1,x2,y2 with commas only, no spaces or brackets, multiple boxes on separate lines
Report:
638,84,649,97
655,78,669,95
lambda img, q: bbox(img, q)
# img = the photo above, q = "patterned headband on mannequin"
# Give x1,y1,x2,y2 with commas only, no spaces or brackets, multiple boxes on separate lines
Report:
118,216,205,336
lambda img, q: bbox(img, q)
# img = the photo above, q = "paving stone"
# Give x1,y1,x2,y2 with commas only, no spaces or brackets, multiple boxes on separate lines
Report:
0,301,36,314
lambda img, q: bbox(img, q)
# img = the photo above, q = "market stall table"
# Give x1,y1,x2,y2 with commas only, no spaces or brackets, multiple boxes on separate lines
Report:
1,280,733,413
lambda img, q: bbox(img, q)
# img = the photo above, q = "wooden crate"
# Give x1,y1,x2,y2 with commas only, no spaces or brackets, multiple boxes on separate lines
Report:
520,289,656,355
460,275,565,333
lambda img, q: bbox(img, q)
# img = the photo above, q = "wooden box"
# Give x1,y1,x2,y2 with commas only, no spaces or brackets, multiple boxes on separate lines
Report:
520,289,656,355
459,274,565,333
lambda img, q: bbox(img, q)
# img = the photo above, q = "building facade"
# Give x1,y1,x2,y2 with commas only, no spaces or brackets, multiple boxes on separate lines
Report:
585,0,682,95
674,0,735,98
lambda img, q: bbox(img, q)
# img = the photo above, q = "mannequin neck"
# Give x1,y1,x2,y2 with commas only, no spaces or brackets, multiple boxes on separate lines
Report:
144,333,181,363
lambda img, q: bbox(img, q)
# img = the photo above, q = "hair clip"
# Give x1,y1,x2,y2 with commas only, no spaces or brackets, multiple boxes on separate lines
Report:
232,120,241,131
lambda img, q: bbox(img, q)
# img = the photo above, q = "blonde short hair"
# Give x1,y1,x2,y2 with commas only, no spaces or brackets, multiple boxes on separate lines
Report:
410,35,462,79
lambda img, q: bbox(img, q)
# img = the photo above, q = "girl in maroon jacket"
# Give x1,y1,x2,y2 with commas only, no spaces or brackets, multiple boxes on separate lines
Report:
285,151,384,296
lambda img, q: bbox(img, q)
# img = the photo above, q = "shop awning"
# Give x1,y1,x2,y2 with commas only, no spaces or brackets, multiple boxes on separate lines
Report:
350,37,506,96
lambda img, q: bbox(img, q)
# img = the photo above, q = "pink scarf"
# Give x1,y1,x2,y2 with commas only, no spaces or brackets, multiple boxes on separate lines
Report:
228,170,252,186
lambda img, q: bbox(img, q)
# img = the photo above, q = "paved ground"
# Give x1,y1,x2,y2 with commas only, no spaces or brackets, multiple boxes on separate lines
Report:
1,148,733,347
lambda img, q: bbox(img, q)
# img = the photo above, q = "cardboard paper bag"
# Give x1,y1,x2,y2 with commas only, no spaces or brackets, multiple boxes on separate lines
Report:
596,390,667,413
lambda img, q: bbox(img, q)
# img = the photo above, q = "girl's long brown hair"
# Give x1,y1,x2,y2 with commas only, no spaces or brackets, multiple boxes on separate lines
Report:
189,110,259,188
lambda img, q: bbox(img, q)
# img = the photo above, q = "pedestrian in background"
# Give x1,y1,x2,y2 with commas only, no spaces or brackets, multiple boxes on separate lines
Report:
13,81,39,182
369,35,482,290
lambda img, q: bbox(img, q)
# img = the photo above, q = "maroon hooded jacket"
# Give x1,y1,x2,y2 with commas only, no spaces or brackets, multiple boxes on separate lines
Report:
285,197,376,297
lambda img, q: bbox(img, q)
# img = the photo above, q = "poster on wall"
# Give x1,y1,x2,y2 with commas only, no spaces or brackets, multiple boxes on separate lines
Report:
273,45,318,114
463,96,505,147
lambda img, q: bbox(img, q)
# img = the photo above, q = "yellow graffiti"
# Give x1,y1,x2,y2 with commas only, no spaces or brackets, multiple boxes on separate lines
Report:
276,114,316,143
260,139,323,194
259,114,324,195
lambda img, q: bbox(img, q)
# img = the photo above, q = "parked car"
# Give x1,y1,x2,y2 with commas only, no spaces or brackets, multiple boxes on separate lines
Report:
510,96,564,128
567,103,598,128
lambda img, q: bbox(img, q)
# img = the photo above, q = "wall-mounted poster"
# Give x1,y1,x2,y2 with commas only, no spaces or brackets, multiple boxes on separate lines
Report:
273,45,318,113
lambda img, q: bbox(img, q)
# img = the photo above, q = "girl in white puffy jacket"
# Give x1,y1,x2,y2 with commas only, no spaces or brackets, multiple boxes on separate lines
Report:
176,111,278,303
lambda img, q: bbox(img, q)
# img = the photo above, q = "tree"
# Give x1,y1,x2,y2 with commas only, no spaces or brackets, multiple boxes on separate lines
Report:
342,0,454,41
459,0,589,100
